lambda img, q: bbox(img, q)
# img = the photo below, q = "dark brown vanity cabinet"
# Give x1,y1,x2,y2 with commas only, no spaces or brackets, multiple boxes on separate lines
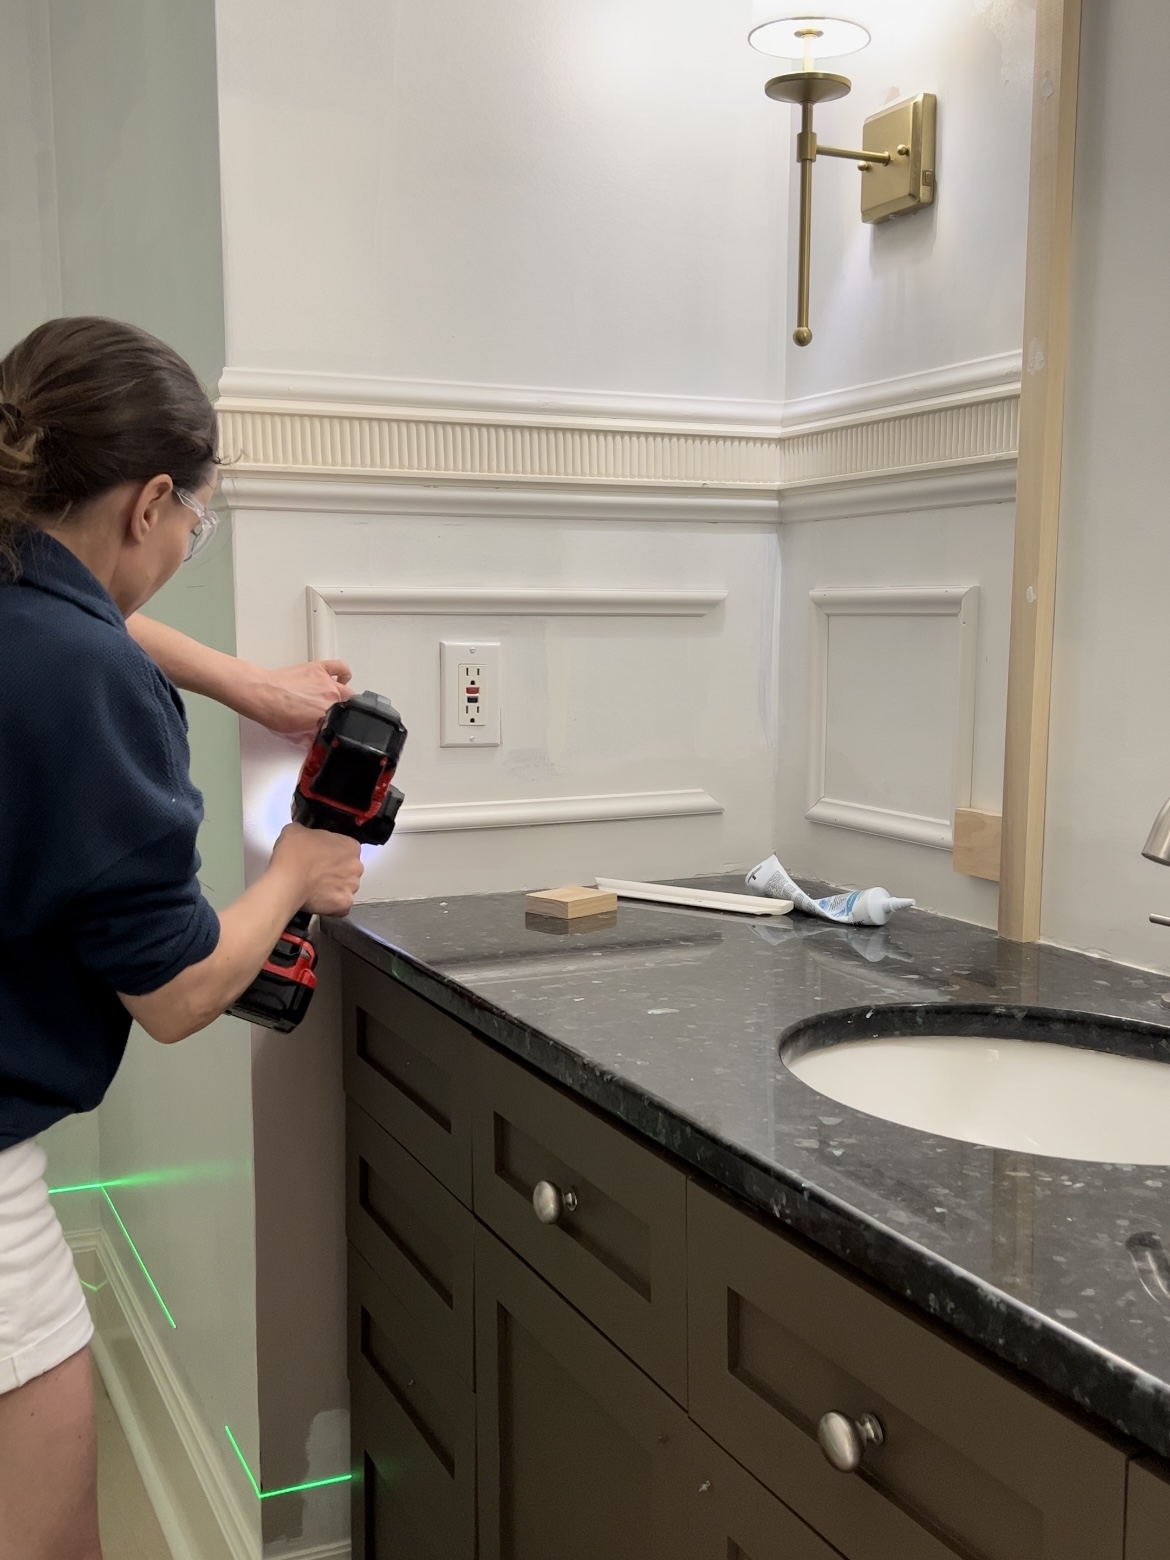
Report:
341,949,1151,1560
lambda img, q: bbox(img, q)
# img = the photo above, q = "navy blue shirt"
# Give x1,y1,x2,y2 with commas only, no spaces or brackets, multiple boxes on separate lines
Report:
0,534,221,1147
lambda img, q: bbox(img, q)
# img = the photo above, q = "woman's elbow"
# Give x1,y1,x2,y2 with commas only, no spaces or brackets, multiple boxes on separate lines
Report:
120,989,217,1045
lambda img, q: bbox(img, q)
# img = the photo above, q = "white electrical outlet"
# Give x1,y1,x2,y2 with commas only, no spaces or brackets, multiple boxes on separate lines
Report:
440,641,500,746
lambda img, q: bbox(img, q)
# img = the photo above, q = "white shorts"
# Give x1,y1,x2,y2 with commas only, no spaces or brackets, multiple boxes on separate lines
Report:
0,1138,93,1394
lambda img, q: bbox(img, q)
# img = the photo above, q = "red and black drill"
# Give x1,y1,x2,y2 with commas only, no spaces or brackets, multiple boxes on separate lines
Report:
229,690,408,1032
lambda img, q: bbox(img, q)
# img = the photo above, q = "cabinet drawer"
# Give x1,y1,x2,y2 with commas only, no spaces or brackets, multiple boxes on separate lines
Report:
1127,1458,1170,1559
688,1182,1128,1560
342,951,474,1204
349,1247,475,1560
347,1101,474,1388
472,1040,688,1402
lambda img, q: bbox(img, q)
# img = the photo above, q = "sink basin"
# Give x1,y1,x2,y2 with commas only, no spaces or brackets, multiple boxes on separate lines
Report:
781,1006,1170,1164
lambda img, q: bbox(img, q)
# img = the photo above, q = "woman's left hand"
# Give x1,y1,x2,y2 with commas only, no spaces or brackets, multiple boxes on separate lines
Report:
235,658,354,737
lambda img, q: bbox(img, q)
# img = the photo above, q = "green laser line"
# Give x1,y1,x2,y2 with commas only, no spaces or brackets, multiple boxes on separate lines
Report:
100,1189,177,1330
224,1424,261,1498
224,1425,351,1500
48,1181,107,1195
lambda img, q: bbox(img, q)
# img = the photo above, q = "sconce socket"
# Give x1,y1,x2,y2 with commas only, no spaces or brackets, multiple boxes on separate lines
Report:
765,70,852,106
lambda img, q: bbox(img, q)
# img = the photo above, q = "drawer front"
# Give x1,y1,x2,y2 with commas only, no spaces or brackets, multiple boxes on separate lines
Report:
342,951,474,1204
347,1101,474,1388
1127,1458,1170,1559
472,1040,688,1403
688,1182,1127,1560
349,1247,475,1560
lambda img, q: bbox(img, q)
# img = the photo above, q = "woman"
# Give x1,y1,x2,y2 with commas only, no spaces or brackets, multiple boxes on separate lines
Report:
0,316,363,1560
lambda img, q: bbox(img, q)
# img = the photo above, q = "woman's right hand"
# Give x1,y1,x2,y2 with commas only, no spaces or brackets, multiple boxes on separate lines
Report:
272,822,364,916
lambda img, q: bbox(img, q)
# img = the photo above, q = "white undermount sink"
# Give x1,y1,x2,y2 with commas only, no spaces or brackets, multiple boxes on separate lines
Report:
782,1008,1170,1164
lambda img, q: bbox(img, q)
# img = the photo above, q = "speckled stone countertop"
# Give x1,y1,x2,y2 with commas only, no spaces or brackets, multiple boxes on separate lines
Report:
325,878,1170,1460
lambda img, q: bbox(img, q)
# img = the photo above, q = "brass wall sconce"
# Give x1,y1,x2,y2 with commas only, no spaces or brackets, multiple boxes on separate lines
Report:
750,11,937,346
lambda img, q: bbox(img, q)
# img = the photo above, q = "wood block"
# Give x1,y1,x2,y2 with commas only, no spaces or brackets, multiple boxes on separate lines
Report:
524,885,619,920
953,809,1002,882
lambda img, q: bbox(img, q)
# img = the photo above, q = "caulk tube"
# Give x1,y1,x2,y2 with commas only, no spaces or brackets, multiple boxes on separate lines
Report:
745,854,915,927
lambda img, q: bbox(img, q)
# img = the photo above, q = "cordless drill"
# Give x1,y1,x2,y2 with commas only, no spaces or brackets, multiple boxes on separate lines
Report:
229,690,408,1033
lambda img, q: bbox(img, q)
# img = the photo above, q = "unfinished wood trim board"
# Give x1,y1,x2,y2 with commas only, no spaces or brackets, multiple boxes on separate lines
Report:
999,0,1083,941
954,809,1003,882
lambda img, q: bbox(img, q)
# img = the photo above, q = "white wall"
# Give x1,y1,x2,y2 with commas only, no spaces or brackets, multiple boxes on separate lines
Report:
767,0,1033,919
1042,0,1170,968
777,497,1014,924
779,0,1034,404
214,0,788,406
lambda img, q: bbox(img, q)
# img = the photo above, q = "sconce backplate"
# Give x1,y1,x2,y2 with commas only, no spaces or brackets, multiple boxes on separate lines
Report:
860,93,936,224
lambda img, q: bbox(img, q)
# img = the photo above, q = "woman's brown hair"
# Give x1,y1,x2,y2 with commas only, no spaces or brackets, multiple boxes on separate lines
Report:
0,316,218,577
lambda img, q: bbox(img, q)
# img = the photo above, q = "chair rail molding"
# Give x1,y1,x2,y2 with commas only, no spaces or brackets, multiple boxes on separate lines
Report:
217,356,1019,516
806,586,981,851
395,790,724,834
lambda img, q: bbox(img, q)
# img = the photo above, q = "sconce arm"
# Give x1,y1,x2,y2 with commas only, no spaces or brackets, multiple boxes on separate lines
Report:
817,144,893,166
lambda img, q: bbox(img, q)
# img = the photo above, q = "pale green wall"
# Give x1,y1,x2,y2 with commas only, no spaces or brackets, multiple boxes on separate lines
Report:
30,0,262,1524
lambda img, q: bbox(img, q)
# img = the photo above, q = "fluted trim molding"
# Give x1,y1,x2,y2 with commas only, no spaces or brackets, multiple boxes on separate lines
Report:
215,357,1019,506
216,399,781,491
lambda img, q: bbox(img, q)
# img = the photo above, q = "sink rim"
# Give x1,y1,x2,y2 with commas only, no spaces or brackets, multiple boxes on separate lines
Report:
779,1001,1170,1071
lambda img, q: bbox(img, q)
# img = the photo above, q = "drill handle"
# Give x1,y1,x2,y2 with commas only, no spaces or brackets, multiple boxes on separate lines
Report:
287,908,314,937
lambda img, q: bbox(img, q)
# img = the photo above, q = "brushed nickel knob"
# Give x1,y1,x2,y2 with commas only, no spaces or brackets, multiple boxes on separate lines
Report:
532,1180,578,1225
817,1411,884,1473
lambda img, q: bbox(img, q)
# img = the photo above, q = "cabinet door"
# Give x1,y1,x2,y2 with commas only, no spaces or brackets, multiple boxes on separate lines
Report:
473,1039,687,1402
349,1247,476,1560
659,1418,843,1560
475,1221,687,1560
1128,1458,1170,1558
688,1182,1128,1560
342,951,475,1203
347,1101,475,1388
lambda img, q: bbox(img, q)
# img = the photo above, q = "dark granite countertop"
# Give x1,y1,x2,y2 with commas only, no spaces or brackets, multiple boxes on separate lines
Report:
325,878,1170,1461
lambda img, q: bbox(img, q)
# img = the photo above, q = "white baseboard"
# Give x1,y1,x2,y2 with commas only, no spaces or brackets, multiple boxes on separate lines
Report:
263,1545,351,1560
73,1228,257,1560
76,1227,354,1560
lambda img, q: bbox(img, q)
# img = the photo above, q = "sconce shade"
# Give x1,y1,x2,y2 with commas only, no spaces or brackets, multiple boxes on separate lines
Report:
748,11,871,61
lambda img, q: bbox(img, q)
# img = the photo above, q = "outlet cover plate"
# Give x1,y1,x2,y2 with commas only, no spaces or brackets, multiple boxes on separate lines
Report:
440,640,501,747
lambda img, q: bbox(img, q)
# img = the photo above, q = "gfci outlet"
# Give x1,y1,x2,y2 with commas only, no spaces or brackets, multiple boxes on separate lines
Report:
440,641,501,747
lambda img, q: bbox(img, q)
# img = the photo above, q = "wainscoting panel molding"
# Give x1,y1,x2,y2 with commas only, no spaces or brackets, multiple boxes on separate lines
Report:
306,586,727,659
807,587,981,850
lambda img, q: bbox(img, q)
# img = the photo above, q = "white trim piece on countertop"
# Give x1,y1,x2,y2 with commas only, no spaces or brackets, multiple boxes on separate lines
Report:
806,586,981,852
306,585,727,658
395,790,725,834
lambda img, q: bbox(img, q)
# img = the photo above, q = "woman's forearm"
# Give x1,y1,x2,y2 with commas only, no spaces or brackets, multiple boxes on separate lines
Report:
126,612,254,708
119,861,306,1043
126,611,353,734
